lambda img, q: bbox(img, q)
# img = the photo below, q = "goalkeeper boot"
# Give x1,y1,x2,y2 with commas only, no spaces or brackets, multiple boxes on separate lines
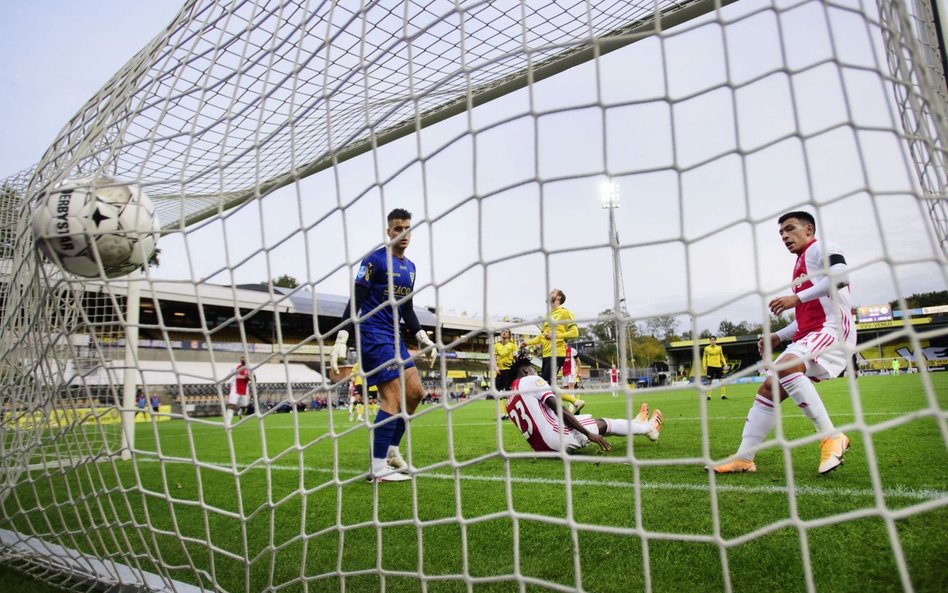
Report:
369,471,411,483
711,458,757,474
572,399,586,414
818,433,851,475
369,459,412,483
635,402,649,423
646,409,663,442
386,447,417,474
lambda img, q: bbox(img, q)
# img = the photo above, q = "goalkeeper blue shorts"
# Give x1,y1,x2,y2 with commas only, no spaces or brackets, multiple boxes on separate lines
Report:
359,336,416,387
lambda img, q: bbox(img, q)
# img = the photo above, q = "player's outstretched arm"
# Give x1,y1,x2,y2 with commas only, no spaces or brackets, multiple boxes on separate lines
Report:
768,294,801,316
543,397,611,451
586,432,611,451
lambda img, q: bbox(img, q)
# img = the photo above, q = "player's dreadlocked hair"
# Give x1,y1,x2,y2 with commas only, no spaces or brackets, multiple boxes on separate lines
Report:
511,351,535,378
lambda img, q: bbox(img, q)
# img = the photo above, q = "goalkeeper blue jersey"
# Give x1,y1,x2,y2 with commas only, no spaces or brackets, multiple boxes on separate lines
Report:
354,246,416,344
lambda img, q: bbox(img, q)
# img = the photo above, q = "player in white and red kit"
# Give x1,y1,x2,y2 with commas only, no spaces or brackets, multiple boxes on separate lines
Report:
560,346,576,388
506,358,663,454
609,364,620,398
225,356,252,427
714,211,855,475
559,346,585,413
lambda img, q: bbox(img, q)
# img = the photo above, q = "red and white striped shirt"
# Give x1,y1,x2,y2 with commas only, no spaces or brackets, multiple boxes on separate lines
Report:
562,347,577,376
783,239,855,346
231,364,251,396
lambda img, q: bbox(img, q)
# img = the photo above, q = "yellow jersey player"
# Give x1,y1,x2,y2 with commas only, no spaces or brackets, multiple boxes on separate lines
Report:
702,336,729,400
493,329,518,420
367,386,380,417
348,362,365,422
522,288,581,411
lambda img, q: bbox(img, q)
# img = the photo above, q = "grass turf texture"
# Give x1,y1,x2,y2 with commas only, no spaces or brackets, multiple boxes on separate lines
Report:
0,563,70,593
3,373,946,593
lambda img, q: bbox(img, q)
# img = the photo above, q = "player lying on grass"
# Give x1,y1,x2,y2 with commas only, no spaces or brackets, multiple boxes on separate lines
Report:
506,356,663,453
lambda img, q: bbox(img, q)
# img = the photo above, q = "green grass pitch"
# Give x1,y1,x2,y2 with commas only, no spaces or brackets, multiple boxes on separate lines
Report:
6,373,947,593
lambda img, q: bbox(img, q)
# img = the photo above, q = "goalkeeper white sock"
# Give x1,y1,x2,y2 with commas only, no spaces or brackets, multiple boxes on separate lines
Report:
779,372,834,433
735,395,776,461
371,457,389,475
603,418,650,436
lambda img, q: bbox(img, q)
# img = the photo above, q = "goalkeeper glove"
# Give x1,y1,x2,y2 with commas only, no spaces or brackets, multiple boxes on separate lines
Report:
330,330,349,374
415,330,437,366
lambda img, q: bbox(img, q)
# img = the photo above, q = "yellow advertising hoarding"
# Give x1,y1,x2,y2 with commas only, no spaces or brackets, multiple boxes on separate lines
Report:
8,405,173,429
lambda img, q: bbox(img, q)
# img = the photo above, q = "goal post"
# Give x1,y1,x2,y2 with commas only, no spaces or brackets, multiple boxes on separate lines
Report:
2,0,947,592
120,269,141,461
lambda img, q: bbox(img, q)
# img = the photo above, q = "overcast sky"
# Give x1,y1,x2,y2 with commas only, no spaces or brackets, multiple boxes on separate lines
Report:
2,0,945,337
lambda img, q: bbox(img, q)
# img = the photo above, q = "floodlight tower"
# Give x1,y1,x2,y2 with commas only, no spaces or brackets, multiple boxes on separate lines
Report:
600,179,630,371
600,179,627,313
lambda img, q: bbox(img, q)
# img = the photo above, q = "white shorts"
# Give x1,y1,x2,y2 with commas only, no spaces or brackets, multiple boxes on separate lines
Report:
561,373,577,387
777,331,851,381
558,414,601,452
228,392,250,407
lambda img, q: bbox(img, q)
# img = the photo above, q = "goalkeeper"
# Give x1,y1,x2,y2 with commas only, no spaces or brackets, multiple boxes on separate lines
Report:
330,208,435,483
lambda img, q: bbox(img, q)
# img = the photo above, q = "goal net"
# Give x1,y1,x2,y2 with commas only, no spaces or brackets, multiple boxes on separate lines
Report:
2,0,946,592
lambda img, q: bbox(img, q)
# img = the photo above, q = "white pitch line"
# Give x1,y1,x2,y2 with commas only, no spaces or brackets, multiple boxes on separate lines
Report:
401,411,930,426
147,410,923,432
136,458,947,501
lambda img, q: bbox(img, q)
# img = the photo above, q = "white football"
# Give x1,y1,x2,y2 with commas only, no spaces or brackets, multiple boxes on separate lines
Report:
32,176,160,278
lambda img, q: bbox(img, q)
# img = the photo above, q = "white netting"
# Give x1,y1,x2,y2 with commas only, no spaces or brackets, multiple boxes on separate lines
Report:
29,0,728,228
1,0,947,592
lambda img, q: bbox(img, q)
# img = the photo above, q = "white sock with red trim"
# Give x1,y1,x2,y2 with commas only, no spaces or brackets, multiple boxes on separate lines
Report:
735,396,775,461
780,371,834,433
603,418,650,436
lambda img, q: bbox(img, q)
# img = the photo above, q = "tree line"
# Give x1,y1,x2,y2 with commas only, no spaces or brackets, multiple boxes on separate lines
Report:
890,290,948,310
577,310,794,369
